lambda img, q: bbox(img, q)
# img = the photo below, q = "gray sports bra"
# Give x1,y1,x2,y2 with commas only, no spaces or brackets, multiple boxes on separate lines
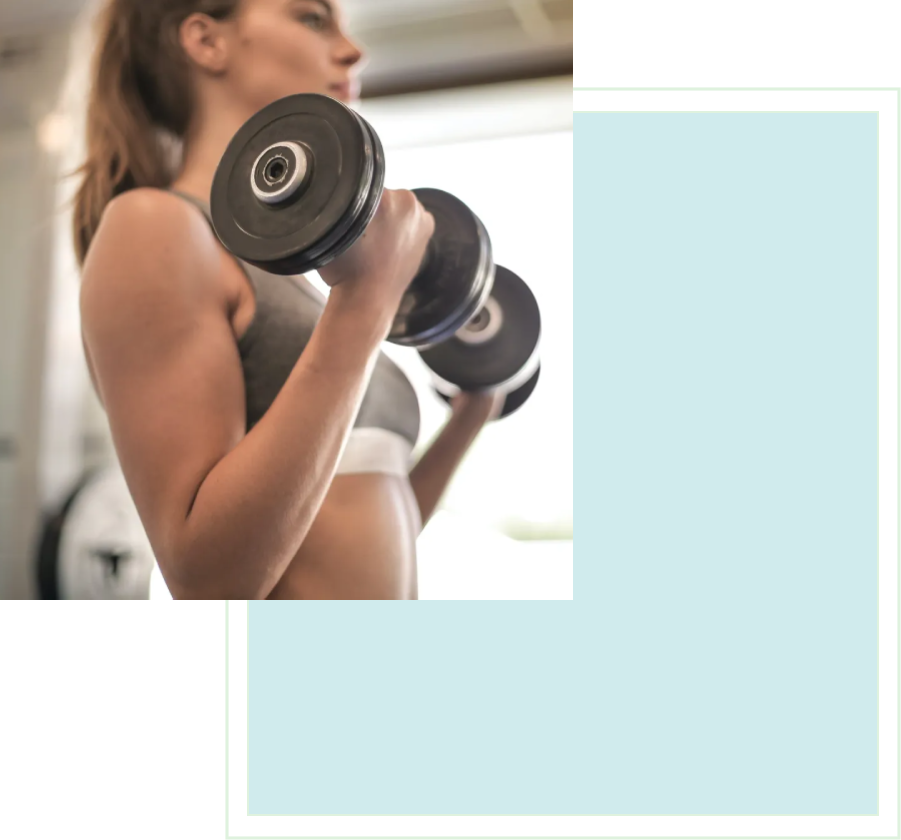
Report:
171,190,421,475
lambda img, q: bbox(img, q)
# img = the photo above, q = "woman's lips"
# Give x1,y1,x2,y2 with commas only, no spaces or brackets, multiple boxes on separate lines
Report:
330,81,358,100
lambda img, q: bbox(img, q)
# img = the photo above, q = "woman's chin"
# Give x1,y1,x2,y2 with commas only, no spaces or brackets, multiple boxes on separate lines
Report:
326,85,360,105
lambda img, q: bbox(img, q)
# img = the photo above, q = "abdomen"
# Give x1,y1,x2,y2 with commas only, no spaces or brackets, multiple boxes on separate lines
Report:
268,474,421,600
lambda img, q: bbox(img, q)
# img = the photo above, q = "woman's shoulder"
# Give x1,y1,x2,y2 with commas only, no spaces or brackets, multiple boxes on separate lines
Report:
99,187,212,248
85,187,222,287
80,187,232,337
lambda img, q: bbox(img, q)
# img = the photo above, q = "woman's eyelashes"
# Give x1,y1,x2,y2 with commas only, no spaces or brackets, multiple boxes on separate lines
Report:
295,9,331,33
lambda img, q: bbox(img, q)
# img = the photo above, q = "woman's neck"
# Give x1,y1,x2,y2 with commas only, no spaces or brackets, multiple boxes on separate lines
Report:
170,102,254,203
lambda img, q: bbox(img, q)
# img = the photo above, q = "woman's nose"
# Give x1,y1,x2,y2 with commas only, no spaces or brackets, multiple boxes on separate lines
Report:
337,33,366,70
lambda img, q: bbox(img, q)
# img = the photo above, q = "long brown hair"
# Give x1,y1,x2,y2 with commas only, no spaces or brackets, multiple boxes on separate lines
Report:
71,0,240,266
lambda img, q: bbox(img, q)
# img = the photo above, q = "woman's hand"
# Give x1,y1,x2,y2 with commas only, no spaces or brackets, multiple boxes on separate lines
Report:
449,389,506,428
320,189,435,314
409,388,505,528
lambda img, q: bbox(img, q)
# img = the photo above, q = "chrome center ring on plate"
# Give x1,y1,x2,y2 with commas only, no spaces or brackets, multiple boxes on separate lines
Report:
251,141,310,205
455,296,504,345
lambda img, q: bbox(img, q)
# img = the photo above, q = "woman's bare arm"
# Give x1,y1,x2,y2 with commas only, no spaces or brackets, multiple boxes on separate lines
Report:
80,188,401,599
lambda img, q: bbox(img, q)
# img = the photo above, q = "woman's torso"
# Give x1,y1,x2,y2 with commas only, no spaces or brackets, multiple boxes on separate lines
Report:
219,244,422,599
84,189,425,600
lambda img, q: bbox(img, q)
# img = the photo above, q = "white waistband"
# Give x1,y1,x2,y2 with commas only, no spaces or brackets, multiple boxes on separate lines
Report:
336,427,413,477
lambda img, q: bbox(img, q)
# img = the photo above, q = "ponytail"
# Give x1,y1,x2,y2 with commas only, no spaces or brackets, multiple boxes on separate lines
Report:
71,0,240,266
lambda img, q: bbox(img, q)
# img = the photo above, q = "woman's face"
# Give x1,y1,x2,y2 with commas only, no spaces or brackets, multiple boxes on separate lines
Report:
223,0,365,111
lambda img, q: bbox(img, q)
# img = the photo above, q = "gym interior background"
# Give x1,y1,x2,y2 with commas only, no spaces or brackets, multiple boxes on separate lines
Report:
0,0,573,599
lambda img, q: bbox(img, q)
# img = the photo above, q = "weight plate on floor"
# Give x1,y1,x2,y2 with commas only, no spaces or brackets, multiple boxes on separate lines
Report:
389,188,494,346
36,466,156,600
211,94,383,275
418,264,540,391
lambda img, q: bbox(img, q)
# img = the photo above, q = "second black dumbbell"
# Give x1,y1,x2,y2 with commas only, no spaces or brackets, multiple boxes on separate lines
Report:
421,265,542,419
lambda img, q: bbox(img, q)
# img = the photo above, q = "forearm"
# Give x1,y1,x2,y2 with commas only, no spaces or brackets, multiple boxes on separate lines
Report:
408,411,487,528
171,286,394,599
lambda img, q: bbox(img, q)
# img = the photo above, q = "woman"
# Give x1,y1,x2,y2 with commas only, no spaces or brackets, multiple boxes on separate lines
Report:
74,0,504,599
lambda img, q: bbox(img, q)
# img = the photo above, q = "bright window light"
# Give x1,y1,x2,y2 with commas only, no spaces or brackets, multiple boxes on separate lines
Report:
377,129,574,542
353,82,573,599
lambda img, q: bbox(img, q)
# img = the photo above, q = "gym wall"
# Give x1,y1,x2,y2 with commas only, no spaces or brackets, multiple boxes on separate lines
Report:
0,26,80,599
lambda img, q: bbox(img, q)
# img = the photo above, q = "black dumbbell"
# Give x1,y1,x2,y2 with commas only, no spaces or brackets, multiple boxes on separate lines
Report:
434,365,541,420
210,93,496,348
422,265,542,419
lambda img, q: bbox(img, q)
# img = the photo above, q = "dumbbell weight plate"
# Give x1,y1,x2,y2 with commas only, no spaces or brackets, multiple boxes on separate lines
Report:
211,93,384,275
325,113,385,268
389,188,494,347
436,363,541,420
419,265,540,391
